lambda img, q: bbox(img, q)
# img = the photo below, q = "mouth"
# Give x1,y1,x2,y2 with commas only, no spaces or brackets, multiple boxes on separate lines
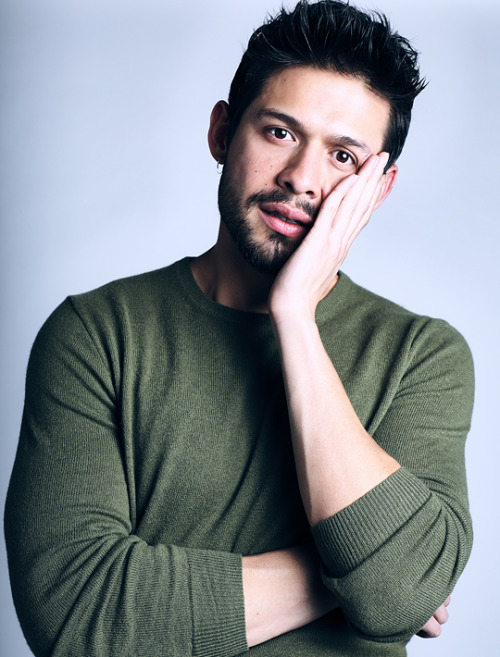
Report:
266,211,302,226
258,202,312,240
260,202,312,227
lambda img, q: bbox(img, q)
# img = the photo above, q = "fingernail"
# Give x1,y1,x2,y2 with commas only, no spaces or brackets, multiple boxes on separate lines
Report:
380,152,390,167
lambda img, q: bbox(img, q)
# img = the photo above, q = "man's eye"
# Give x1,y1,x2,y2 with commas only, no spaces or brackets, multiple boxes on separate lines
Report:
268,127,293,141
333,150,355,166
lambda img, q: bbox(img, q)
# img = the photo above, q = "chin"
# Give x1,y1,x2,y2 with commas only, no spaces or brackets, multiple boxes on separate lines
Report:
239,236,296,275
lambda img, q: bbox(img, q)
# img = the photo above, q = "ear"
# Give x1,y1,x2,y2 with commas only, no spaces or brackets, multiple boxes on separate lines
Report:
374,164,398,211
208,100,230,165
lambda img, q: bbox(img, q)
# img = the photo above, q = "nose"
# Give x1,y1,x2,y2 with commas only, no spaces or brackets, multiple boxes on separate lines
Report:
276,145,326,199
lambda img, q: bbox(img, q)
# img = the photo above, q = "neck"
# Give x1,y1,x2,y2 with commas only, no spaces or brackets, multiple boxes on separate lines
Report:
190,223,275,314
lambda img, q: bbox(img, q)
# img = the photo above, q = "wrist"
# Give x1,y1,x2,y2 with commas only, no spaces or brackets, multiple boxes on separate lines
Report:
270,306,320,354
269,274,339,324
269,289,318,325
269,294,314,323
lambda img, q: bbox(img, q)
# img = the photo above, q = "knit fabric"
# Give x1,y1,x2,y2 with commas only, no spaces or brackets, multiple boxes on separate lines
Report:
5,257,474,656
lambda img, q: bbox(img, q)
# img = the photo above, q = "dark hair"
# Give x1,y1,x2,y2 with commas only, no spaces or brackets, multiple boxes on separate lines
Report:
227,0,427,166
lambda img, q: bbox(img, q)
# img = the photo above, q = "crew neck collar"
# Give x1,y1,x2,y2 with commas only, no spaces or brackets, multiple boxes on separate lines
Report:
174,256,352,326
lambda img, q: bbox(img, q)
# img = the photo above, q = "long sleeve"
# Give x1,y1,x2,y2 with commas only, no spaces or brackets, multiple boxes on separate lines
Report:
4,296,248,657
311,315,474,642
4,261,474,657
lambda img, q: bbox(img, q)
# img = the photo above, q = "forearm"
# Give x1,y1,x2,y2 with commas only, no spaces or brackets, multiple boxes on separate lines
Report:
242,545,337,647
269,253,473,641
271,309,400,526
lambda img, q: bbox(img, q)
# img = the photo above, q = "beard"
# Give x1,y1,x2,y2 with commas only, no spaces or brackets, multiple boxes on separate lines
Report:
217,166,316,275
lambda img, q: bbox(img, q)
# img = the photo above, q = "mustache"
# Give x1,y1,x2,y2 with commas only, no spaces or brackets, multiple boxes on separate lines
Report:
246,190,317,222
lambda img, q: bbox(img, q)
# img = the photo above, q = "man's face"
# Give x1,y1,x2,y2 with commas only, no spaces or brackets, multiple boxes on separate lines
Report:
217,66,392,274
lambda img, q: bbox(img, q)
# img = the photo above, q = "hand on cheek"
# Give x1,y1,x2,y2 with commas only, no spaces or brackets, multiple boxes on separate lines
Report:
269,153,391,318
313,152,390,258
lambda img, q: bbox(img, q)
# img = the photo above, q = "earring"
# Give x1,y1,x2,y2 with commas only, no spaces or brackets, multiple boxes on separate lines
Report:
216,162,223,175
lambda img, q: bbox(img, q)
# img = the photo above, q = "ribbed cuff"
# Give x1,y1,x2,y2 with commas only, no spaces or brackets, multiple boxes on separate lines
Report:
311,468,431,577
188,549,248,657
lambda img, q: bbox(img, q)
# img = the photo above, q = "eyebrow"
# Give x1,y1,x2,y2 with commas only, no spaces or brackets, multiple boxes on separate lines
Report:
254,108,372,155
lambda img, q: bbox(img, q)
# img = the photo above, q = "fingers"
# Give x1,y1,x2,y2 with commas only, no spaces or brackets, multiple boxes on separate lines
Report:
433,599,450,625
349,152,390,217
318,152,389,237
280,152,390,299
417,616,442,639
322,153,388,257
417,598,451,639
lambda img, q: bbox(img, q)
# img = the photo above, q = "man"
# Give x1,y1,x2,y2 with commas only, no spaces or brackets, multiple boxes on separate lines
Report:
5,2,473,656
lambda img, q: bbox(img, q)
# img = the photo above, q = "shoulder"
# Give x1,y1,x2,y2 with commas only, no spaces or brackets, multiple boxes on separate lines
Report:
331,272,471,343
320,272,474,381
32,259,190,362
49,258,188,326
71,258,187,313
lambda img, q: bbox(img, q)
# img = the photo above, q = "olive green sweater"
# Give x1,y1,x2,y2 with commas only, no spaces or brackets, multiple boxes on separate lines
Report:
5,258,474,657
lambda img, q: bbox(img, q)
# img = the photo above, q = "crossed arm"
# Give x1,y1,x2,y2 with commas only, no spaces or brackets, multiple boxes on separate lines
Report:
5,154,467,655
242,547,451,647
243,154,454,647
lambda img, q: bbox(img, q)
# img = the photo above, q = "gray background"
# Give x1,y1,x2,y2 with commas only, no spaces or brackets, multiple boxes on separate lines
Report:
1,0,498,654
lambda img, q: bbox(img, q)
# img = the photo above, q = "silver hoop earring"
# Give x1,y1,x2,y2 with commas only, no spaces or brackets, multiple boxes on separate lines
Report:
217,162,223,175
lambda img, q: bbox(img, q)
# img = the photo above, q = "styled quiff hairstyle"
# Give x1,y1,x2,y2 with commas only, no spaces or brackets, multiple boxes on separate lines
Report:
227,0,426,166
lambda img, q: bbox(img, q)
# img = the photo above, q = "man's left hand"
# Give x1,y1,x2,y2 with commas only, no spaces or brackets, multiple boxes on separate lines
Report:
417,597,451,638
269,152,390,320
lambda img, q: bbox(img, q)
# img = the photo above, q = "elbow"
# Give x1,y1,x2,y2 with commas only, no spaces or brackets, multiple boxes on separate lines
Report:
330,507,474,643
6,560,55,657
341,590,431,644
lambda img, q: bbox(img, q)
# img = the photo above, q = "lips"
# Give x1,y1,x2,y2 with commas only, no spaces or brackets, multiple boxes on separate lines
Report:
259,202,312,226
258,202,313,239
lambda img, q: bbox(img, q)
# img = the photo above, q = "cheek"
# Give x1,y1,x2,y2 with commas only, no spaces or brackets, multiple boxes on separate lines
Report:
248,151,280,186
235,159,277,190
226,136,280,189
